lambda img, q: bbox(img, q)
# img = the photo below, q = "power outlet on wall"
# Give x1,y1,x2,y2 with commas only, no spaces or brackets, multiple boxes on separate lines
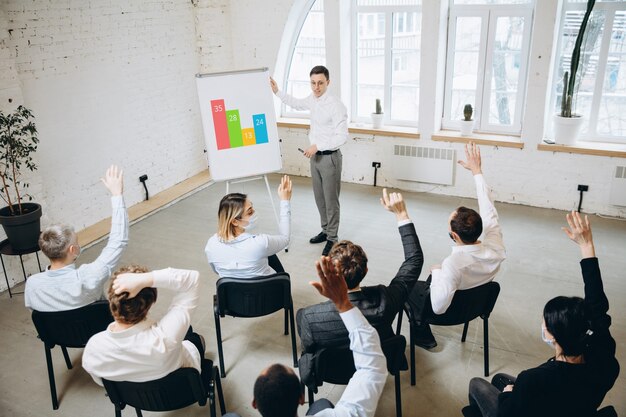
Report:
372,162,381,168
578,184,589,192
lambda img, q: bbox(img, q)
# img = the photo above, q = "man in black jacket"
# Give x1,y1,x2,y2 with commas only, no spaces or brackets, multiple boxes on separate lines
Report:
296,188,423,388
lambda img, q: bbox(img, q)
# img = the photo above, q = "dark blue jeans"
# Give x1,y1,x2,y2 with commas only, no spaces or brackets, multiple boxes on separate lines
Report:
468,373,517,417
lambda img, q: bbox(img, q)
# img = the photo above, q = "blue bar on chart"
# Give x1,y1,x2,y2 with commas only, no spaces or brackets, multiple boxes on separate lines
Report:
252,114,268,144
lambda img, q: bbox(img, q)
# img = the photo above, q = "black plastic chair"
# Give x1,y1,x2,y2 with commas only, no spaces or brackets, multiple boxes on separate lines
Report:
302,335,406,417
31,300,113,410
397,281,500,384
596,406,617,417
213,272,297,377
102,359,226,417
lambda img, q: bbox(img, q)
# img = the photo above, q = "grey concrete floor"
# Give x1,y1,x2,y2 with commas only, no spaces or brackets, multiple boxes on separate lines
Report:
1,174,624,417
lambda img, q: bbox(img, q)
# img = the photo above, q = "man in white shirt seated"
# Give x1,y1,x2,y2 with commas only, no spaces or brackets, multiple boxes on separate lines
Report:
409,142,506,349
82,266,208,387
222,256,388,417
25,165,129,312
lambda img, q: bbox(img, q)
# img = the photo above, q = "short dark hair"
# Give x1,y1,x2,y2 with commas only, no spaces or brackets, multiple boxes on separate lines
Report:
329,240,368,289
310,65,329,80
543,296,588,356
108,265,157,325
450,206,482,244
253,364,301,417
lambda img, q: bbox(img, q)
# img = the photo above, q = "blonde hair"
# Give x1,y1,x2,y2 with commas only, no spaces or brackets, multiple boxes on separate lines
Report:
217,193,247,241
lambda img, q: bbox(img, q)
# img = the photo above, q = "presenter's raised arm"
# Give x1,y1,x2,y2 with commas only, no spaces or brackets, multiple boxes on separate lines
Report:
269,77,279,94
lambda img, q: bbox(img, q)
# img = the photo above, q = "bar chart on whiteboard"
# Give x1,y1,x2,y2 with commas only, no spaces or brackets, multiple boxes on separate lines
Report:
210,99,269,150
196,68,282,182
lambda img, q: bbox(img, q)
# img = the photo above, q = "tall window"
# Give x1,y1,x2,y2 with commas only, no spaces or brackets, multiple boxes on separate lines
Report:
552,0,626,143
284,0,326,117
353,0,421,127
443,0,533,134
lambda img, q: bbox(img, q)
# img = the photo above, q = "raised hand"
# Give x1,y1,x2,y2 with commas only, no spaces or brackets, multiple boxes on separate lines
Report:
310,256,352,313
277,175,292,201
562,210,595,258
457,142,482,175
269,77,278,94
101,165,124,196
111,271,154,299
380,188,409,221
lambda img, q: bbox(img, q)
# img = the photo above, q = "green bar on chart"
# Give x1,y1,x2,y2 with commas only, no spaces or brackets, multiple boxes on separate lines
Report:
226,109,243,148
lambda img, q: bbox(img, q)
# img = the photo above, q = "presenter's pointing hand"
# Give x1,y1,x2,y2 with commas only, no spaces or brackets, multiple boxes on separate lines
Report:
277,175,292,201
269,77,278,94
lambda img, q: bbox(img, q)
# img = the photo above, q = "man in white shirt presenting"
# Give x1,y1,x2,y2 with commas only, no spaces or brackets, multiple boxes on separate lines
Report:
409,142,506,349
271,66,348,256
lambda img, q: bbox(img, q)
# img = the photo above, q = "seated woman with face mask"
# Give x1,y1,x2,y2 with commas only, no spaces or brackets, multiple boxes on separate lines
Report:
205,175,292,279
463,211,620,417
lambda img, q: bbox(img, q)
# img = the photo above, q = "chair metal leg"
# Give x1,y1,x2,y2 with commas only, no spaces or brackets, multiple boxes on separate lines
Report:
209,380,217,417
214,312,226,378
135,408,143,417
395,309,403,335
483,317,489,377
61,346,73,369
395,373,402,417
289,306,298,368
115,407,122,417
214,366,226,415
308,387,314,405
409,323,416,386
44,346,59,410
461,321,469,343
284,307,288,335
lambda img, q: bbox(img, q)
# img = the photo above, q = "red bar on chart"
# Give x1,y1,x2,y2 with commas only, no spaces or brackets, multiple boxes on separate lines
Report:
211,99,230,150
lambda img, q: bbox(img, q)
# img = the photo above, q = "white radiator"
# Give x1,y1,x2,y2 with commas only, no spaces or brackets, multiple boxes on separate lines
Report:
391,145,456,185
609,165,626,206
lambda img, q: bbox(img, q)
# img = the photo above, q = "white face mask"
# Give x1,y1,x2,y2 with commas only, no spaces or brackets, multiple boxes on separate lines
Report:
242,212,258,232
541,326,555,348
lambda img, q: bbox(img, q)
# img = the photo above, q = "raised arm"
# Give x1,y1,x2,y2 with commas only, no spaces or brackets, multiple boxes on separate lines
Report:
311,257,387,417
262,175,292,255
79,165,129,285
458,143,503,248
270,77,312,111
379,189,424,311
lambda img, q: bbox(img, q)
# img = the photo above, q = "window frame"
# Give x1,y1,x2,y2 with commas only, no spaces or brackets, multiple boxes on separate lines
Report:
551,1,626,144
351,2,422,128
442,2,533,135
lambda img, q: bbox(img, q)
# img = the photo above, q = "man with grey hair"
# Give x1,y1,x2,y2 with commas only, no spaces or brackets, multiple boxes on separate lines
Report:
25,165,128,312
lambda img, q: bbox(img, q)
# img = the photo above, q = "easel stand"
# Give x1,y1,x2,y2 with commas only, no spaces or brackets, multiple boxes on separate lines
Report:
225,175,288,252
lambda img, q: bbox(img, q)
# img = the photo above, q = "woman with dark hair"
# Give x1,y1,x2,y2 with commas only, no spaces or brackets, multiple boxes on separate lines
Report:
464,211,619,417
205,175,292,278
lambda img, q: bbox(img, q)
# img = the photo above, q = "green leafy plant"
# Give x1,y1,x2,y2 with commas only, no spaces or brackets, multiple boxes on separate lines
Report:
0,105,39,215
560,0,596,117
375,98,383,114
463,104,473,121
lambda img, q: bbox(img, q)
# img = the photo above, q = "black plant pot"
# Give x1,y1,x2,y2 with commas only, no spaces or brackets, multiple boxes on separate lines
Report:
0,203,42,251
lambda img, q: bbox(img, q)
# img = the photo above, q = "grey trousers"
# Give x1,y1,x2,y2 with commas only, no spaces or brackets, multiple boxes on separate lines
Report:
467,373,517,417
310,150,342,242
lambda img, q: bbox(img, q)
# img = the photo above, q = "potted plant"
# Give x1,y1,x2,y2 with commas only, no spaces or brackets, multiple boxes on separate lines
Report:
371,98,384,129
553,0,596,145
460,104,474,136
0,105,42,251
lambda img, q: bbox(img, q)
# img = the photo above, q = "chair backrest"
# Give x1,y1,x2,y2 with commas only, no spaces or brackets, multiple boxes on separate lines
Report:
215,272,292,318
31,300,113,348
596,406,617,417
312,335,407,387
102,367,206,412
428,282,500,326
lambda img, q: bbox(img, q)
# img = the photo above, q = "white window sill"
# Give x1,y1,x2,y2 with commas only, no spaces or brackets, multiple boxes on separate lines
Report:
538,140,626,158
432,130,524,149
277,118,420,139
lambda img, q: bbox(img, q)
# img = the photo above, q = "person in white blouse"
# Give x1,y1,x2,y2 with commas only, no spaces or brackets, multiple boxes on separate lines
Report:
270,66,348,257
221,256,388,417
409,142,506,349
205,175,292,279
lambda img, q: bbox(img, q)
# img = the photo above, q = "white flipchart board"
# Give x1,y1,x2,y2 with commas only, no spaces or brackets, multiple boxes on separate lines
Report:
196,68,282,182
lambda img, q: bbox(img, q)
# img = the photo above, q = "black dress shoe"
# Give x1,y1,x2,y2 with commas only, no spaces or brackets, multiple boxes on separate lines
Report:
412,322,437,350
322,240,335,256
309,231,328,244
